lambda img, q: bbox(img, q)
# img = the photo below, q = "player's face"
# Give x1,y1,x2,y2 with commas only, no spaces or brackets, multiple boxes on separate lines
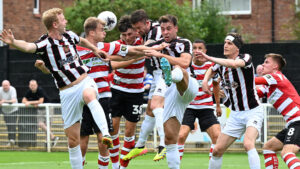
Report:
121,28,137,45
94,23,106,42
193,43,207,62
160,22,178,43
132,20,149,37
262,57,277,75
223,40,239,58
56,13,67,33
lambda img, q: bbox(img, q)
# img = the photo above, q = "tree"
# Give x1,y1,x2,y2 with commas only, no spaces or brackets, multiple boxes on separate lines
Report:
65,0,231,43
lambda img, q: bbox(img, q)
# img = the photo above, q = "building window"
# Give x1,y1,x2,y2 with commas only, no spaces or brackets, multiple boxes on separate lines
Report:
33,0,40,14
209,0,252,15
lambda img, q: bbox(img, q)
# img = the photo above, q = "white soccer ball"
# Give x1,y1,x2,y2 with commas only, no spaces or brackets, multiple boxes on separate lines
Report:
97,11,117,31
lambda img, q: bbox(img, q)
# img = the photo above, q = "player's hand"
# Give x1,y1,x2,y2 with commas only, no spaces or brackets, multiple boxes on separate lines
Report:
35,60,45,68
0,29,15,45
94,49,109,62
196,51,211,62
144,49,162,57
154,42,169,51
194,51,207,62
219,90,226,98
216,105,222,117
191,122,198,134
25,102,31,107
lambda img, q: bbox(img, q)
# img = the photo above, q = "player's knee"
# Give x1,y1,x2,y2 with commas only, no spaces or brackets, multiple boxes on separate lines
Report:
178,133,187,144
212,146,224,157
165,135,176,145
82,88,96,103
68,138,79,148
243,141,255,151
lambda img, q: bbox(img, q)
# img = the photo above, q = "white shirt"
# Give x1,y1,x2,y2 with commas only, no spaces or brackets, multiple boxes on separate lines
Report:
0,86,18,114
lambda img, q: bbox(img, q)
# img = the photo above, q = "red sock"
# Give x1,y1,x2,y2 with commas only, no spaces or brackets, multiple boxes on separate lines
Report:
109,135,120,166
98,154,109,168
282,152,300,169
120,136,135,168
263,150,278,169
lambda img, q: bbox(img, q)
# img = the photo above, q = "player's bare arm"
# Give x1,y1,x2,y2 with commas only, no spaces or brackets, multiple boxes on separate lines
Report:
212,80,222,117
0,29,37,53
79,37,109,61
35,60,51,74
144,50,191,69
198,51,245,68
202,67,216,95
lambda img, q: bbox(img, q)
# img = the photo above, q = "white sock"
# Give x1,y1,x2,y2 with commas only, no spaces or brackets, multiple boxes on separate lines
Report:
247,148,261,169
153,108,165,147
69,145,83,169
166,144,180,169
209,155,222,169
87,100,109,136
98,154,109,169
171,67,183,83
112,163,120,169
135,115,155,148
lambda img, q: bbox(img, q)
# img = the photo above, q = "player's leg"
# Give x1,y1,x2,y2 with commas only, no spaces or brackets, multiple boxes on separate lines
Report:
280,122,300,169
244,106,264,169
97,132,110,169
80,135,89,166
109,117,121,169
178,108,195,160
120,121,137,169
164,117,181,169
263,135,283,169
198,109,221,159
65,122,83,169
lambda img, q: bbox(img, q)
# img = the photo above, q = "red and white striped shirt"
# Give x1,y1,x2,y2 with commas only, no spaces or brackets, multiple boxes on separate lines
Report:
258,71,300,127
111,38,145,93
188,61,214,109
78,42,128,98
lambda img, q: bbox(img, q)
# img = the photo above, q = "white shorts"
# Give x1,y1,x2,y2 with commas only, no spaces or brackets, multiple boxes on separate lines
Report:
148,70,167,99
222,105,264,139
59,76,98,129
163,76,198,123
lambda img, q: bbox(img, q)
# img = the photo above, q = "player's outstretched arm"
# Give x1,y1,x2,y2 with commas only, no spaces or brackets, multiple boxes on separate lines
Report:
79,37,109,61
0,29,37,53
198,51,245,68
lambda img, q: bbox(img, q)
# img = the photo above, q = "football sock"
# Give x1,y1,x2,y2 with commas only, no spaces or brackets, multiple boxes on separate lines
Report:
153,108,165,147
87,100,109,136
69,145,83,169
166,144,180,169
263,150,278,169
135,115,155,148
247,148,261,169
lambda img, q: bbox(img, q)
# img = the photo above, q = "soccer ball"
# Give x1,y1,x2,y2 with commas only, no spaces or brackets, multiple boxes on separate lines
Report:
97,11,117,31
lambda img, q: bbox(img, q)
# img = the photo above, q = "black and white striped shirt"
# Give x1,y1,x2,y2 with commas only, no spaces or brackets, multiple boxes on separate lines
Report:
212,54,260,111
143,21,162,42
35,31,89,89
148,37,192,70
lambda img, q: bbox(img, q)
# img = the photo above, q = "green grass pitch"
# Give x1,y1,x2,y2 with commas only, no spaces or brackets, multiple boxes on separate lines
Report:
0,151,293,169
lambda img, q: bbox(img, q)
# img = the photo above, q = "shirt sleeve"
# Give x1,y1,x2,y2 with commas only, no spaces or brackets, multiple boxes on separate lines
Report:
239,54,252,67
34,36,48,55
262,73,278,85
211,63,221,72
67,31,80,44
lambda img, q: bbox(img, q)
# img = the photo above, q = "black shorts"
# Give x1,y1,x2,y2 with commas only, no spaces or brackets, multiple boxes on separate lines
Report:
181,108,219,131
80,98,113,136
275,121,300,147
111,88,144,123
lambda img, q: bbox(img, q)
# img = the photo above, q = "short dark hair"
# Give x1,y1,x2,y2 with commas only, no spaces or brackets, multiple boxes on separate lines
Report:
225,33,244,49
158,14,178,26
130,9,148,24
265,53,286,71
118,15,133,33
193,39,206,48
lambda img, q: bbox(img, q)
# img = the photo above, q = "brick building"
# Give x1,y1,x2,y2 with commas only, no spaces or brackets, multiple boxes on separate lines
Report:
0,0,299,43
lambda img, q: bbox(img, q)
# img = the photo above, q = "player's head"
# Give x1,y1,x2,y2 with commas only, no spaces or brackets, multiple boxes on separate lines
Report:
84,17,106,42
118,15,138,45
193,39,207,54
159,14,178,43
1,80,10,92
224,33,243,58
29,80,38,92
42,8,66,33
262,53,286,74
130,9,151,37
193,39,207,63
